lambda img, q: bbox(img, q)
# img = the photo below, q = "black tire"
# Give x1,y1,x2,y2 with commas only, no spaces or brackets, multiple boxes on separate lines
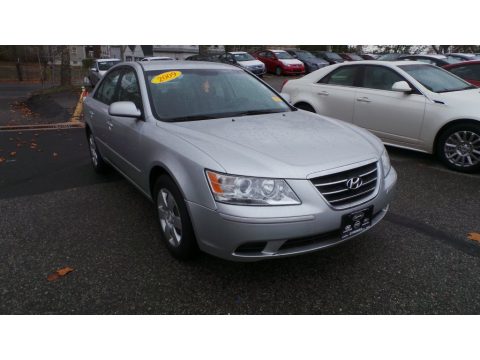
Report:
275,66,282,76
295,103,316,113
154,175,199,260
437,122,480,173
87,131,109,173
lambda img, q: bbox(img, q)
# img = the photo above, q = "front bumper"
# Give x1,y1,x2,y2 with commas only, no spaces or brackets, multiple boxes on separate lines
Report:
283,67,305,75
187,166,397,261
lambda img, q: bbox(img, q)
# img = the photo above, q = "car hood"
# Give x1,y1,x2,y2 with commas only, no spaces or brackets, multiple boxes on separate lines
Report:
162,111,382,179
238,60,264,67
280,59,304,66
432,88,480,113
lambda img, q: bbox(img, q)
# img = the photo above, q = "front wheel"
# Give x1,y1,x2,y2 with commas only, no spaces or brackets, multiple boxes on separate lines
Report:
437,123,480,173
154,175,199,260
275,66,282,76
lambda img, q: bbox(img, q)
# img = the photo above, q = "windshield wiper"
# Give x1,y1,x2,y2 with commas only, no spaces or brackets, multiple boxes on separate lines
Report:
168,114,224,122
230,109,288,117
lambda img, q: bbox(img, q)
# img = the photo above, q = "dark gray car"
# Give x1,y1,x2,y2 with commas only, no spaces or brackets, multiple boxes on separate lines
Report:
285,49,330,73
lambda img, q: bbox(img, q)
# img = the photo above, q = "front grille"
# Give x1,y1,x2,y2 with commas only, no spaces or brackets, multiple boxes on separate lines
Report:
278,230,340,251
311,162,378,208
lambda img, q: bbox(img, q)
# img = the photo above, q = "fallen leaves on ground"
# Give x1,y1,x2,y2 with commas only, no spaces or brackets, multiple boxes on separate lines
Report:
9,151,16,157
52,152,58,158
47,267,74,282
467,232,480,243
0,157,5,164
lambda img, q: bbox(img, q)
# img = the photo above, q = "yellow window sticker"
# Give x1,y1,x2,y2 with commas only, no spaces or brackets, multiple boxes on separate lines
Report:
272,96,282,102
151,71,182,84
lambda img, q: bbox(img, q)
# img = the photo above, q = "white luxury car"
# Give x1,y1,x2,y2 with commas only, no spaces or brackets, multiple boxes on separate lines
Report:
282,61,480,172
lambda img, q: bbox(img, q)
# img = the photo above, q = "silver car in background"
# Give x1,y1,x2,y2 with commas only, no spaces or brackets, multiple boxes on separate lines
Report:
218,51,266,76
88,58,121,87
83,61,397,261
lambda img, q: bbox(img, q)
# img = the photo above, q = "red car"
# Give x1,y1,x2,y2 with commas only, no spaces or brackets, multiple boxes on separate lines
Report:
252,49,305,76
443,60,480,87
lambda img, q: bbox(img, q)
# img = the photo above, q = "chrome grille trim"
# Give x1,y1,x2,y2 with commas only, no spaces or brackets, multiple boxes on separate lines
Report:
311,161,379,208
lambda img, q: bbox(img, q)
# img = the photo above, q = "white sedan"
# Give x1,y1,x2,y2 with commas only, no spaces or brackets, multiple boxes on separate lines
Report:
282,61,480,172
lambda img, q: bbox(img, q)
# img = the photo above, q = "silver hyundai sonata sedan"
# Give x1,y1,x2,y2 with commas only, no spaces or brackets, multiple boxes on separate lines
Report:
83,61,397,261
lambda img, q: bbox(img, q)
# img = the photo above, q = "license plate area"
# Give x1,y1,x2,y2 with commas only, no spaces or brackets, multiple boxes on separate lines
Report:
341,206,374,239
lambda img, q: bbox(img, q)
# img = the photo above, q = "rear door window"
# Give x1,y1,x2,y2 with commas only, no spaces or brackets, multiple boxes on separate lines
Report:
319,66,359,86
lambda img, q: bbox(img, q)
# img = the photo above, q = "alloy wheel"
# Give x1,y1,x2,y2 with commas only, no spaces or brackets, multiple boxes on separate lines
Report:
444,130,480,168
157,188,183,247
89,134,98,167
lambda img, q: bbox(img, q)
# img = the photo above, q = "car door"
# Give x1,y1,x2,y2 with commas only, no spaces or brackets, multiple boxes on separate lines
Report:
309,65,360,122
107,66,147,184
263,51,276,73
87,68,122,160
353,65,426,144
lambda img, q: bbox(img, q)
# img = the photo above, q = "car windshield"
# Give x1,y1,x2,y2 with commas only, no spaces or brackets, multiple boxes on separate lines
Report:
146,68,291,122
325,52,343,60
399,64,475,93
296,51,315,60
349,54,363,60
377,54,401,61
274,51,294,59
233,53,255,61
97,60,120,71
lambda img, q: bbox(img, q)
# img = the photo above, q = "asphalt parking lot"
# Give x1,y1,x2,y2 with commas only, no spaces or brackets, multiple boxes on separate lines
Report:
0,81,479,314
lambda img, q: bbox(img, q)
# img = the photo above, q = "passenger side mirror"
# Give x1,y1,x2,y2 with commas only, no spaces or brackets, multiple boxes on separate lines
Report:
91,67,97,72
392,81,412,93
109,101,142,118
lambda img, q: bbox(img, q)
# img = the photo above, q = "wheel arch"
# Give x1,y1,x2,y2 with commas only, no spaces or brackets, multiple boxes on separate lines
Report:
433,118,480,154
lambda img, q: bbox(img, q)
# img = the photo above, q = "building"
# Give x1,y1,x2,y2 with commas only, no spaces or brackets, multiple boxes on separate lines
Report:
152,45,225,60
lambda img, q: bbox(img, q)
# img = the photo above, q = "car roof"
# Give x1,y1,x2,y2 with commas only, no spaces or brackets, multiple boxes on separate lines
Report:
444,59,480,68
325,60,425,66
268,49,287,52
95,58,121,62
402,54,447,59
229,51,248,54
138,60,239,71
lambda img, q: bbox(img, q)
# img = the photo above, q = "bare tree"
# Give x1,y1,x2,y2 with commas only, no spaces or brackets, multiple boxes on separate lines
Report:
58,45,71,86
199,45,209,56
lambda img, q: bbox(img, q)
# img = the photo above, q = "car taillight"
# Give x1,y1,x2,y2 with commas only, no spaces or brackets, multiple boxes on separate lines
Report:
281,79,289,92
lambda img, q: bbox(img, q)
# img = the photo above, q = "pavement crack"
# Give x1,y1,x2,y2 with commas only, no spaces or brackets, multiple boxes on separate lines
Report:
384,212,480,257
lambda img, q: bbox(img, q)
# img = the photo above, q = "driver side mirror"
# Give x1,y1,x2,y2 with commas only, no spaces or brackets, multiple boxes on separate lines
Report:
91,67,97,72
392,81,412,93
109,101,142,118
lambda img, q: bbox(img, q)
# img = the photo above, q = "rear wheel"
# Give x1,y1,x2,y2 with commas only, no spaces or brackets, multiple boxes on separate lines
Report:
295,103,316,113
154,175,199,260
87,131,109,173
437,122,480,173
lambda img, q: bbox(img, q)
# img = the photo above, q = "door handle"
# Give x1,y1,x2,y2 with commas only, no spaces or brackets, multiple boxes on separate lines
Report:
106,118,113,129
357,97,371,103
317,91,329,96
89,110,95,119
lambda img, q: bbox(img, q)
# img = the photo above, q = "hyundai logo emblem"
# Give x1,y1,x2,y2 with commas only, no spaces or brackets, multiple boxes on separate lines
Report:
346,177,363,190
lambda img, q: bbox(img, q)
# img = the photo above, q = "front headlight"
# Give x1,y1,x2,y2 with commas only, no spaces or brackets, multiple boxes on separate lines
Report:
206,170,301,206
381,149,391,177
